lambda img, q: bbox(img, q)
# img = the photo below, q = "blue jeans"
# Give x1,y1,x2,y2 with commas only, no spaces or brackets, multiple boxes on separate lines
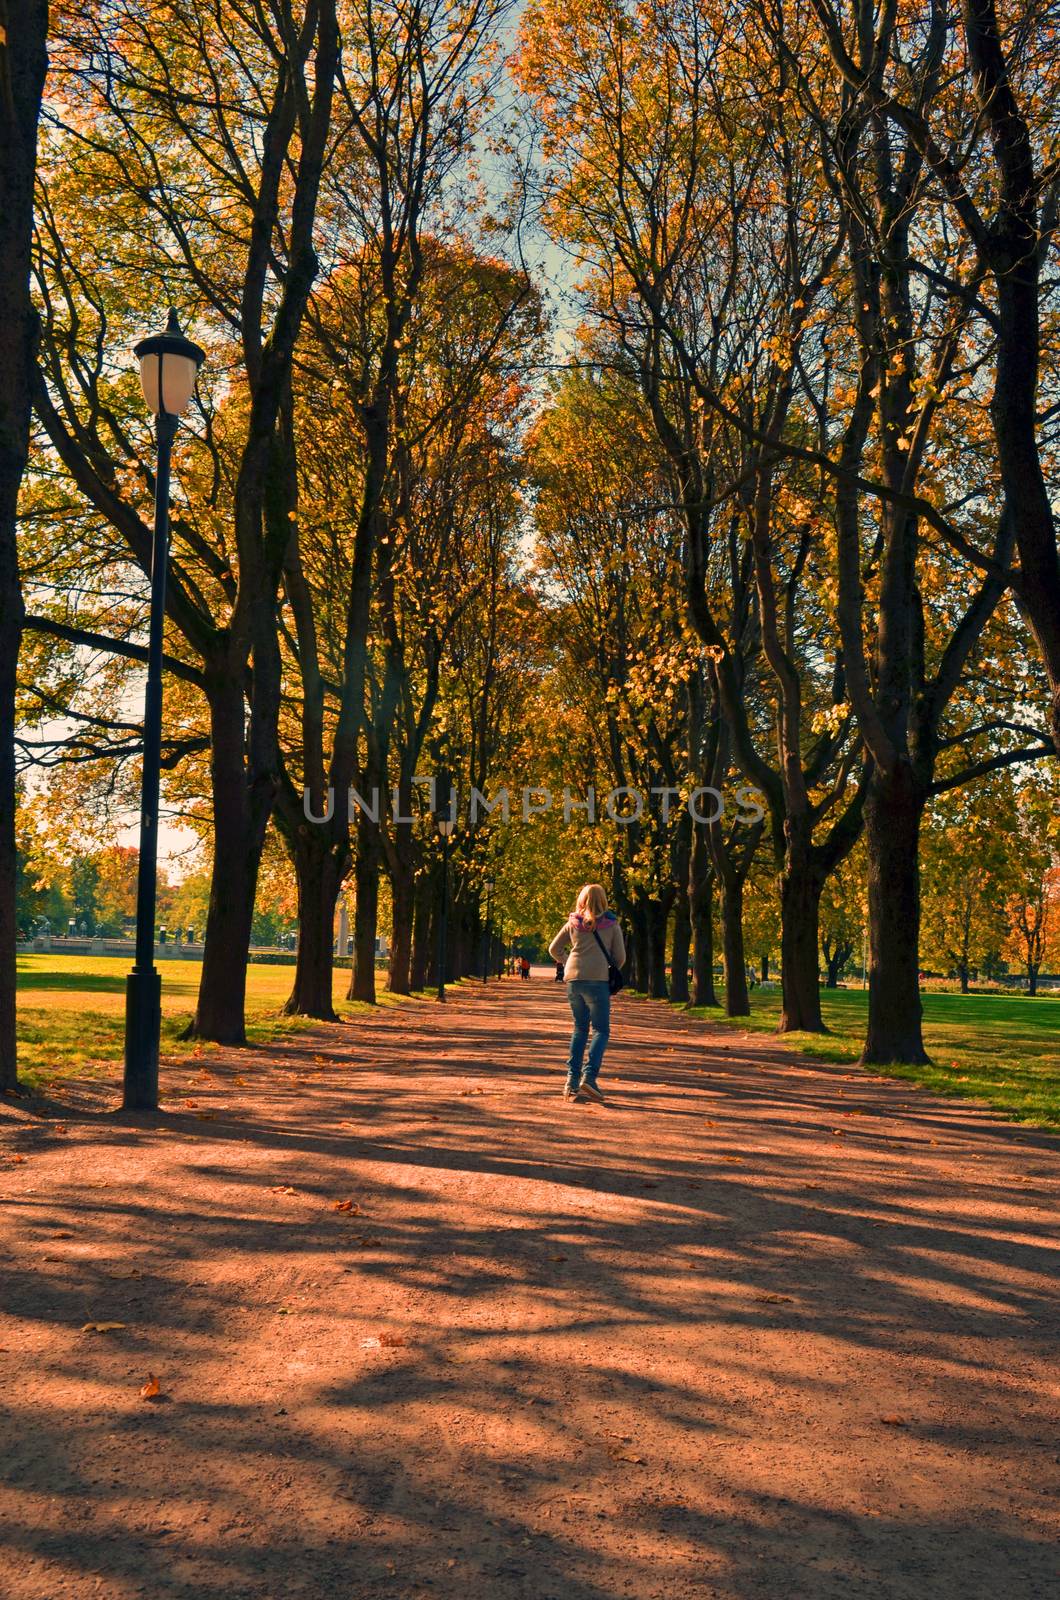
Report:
565,980,611,1087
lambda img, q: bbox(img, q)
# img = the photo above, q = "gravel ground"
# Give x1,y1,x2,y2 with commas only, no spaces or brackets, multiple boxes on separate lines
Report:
1,978,1058,1600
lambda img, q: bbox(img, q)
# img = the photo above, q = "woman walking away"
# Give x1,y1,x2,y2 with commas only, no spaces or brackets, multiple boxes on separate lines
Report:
548,884,625,1104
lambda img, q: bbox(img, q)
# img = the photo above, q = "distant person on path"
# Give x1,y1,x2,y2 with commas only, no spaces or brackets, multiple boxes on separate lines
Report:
548,883,625,1104
520,956,531,980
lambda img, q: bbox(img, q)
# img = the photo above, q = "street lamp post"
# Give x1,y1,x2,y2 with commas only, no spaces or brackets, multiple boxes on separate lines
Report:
481,879,494,983
123,310,204,1112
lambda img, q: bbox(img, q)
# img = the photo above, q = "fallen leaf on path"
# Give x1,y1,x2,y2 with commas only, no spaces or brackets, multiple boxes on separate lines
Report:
140,1375,160,1399
804,1182,821,1190
703,1119,718,1127
269,1185,299,1196
195,1112,217,1122
549,1254,568,1262
607,1447,646,1465
182,1100,199,1109
81,1322,126,1333
755,1293,794,1304
10,1154,26,1164
232,1077,247,1087
457,1088,488,1097
639,1181,659,1189
880,1415,906,1427
103,1268,143,1280
380,1332,408,1348
50,1231,73,1239
332,1199,362,1214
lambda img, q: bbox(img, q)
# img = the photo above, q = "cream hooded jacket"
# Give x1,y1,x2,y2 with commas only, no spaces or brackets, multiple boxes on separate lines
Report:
547,911,626,983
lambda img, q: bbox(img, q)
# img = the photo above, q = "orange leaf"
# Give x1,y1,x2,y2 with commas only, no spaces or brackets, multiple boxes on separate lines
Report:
880,1415,906,1427
81,1322,126,1333
10,1154,26,1164
140,1375,160,1399
379,1332,407,1348
332,1199,361,1214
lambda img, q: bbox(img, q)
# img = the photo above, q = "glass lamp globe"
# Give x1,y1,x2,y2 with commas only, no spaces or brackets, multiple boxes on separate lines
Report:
134,309,205,417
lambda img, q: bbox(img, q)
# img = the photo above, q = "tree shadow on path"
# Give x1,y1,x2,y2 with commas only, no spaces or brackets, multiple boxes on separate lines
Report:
1,981,1058,1600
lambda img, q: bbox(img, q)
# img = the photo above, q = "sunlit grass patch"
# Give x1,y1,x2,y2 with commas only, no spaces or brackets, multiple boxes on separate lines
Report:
14,953,404,1090
683,986,1060,1128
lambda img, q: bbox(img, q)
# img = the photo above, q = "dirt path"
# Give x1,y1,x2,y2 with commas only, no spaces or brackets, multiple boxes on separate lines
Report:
1,980,1058,1600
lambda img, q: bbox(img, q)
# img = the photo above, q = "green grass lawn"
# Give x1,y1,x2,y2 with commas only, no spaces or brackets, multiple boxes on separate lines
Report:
15,953,403,1090
685,986,1060,1128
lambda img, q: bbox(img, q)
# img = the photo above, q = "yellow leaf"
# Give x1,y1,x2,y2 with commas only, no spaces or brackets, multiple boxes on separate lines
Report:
81,1322,126,1333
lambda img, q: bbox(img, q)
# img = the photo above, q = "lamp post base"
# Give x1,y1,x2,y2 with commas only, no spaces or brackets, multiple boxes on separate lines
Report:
123,967,161,1110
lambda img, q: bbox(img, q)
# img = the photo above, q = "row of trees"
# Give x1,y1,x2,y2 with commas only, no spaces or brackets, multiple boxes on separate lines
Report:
515,0,1060,1060
2,0,1059,1093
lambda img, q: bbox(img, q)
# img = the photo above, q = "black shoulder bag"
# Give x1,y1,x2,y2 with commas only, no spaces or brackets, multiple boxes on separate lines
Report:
591,926,626,995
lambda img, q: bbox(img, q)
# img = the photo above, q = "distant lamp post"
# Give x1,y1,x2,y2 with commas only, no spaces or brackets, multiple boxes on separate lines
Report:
123,309,204,1113
481,879,495,984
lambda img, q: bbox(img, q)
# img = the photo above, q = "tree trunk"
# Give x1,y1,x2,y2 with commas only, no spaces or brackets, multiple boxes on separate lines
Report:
410,870,432,991
283,832,341,1019
631,907,650,993
823,941,848,989
862,761,929,1064
990,238,1060,759
958,963,969,995
647,898,669,999
720,876,750,1017
185,676,271,1043
0,0,48,1093
779,861,825,1031
669,812,691,1004
1028,964,1039,997
349,815,379,1003
760,954,769,982
388,856,414,995
689,830,718,1007
670,895,691,1004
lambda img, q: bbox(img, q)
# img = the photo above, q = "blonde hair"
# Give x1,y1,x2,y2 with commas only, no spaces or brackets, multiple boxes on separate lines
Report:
572,883,608,928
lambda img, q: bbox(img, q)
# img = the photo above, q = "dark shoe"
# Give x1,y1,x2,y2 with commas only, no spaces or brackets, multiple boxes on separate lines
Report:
580,1082,605,1104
